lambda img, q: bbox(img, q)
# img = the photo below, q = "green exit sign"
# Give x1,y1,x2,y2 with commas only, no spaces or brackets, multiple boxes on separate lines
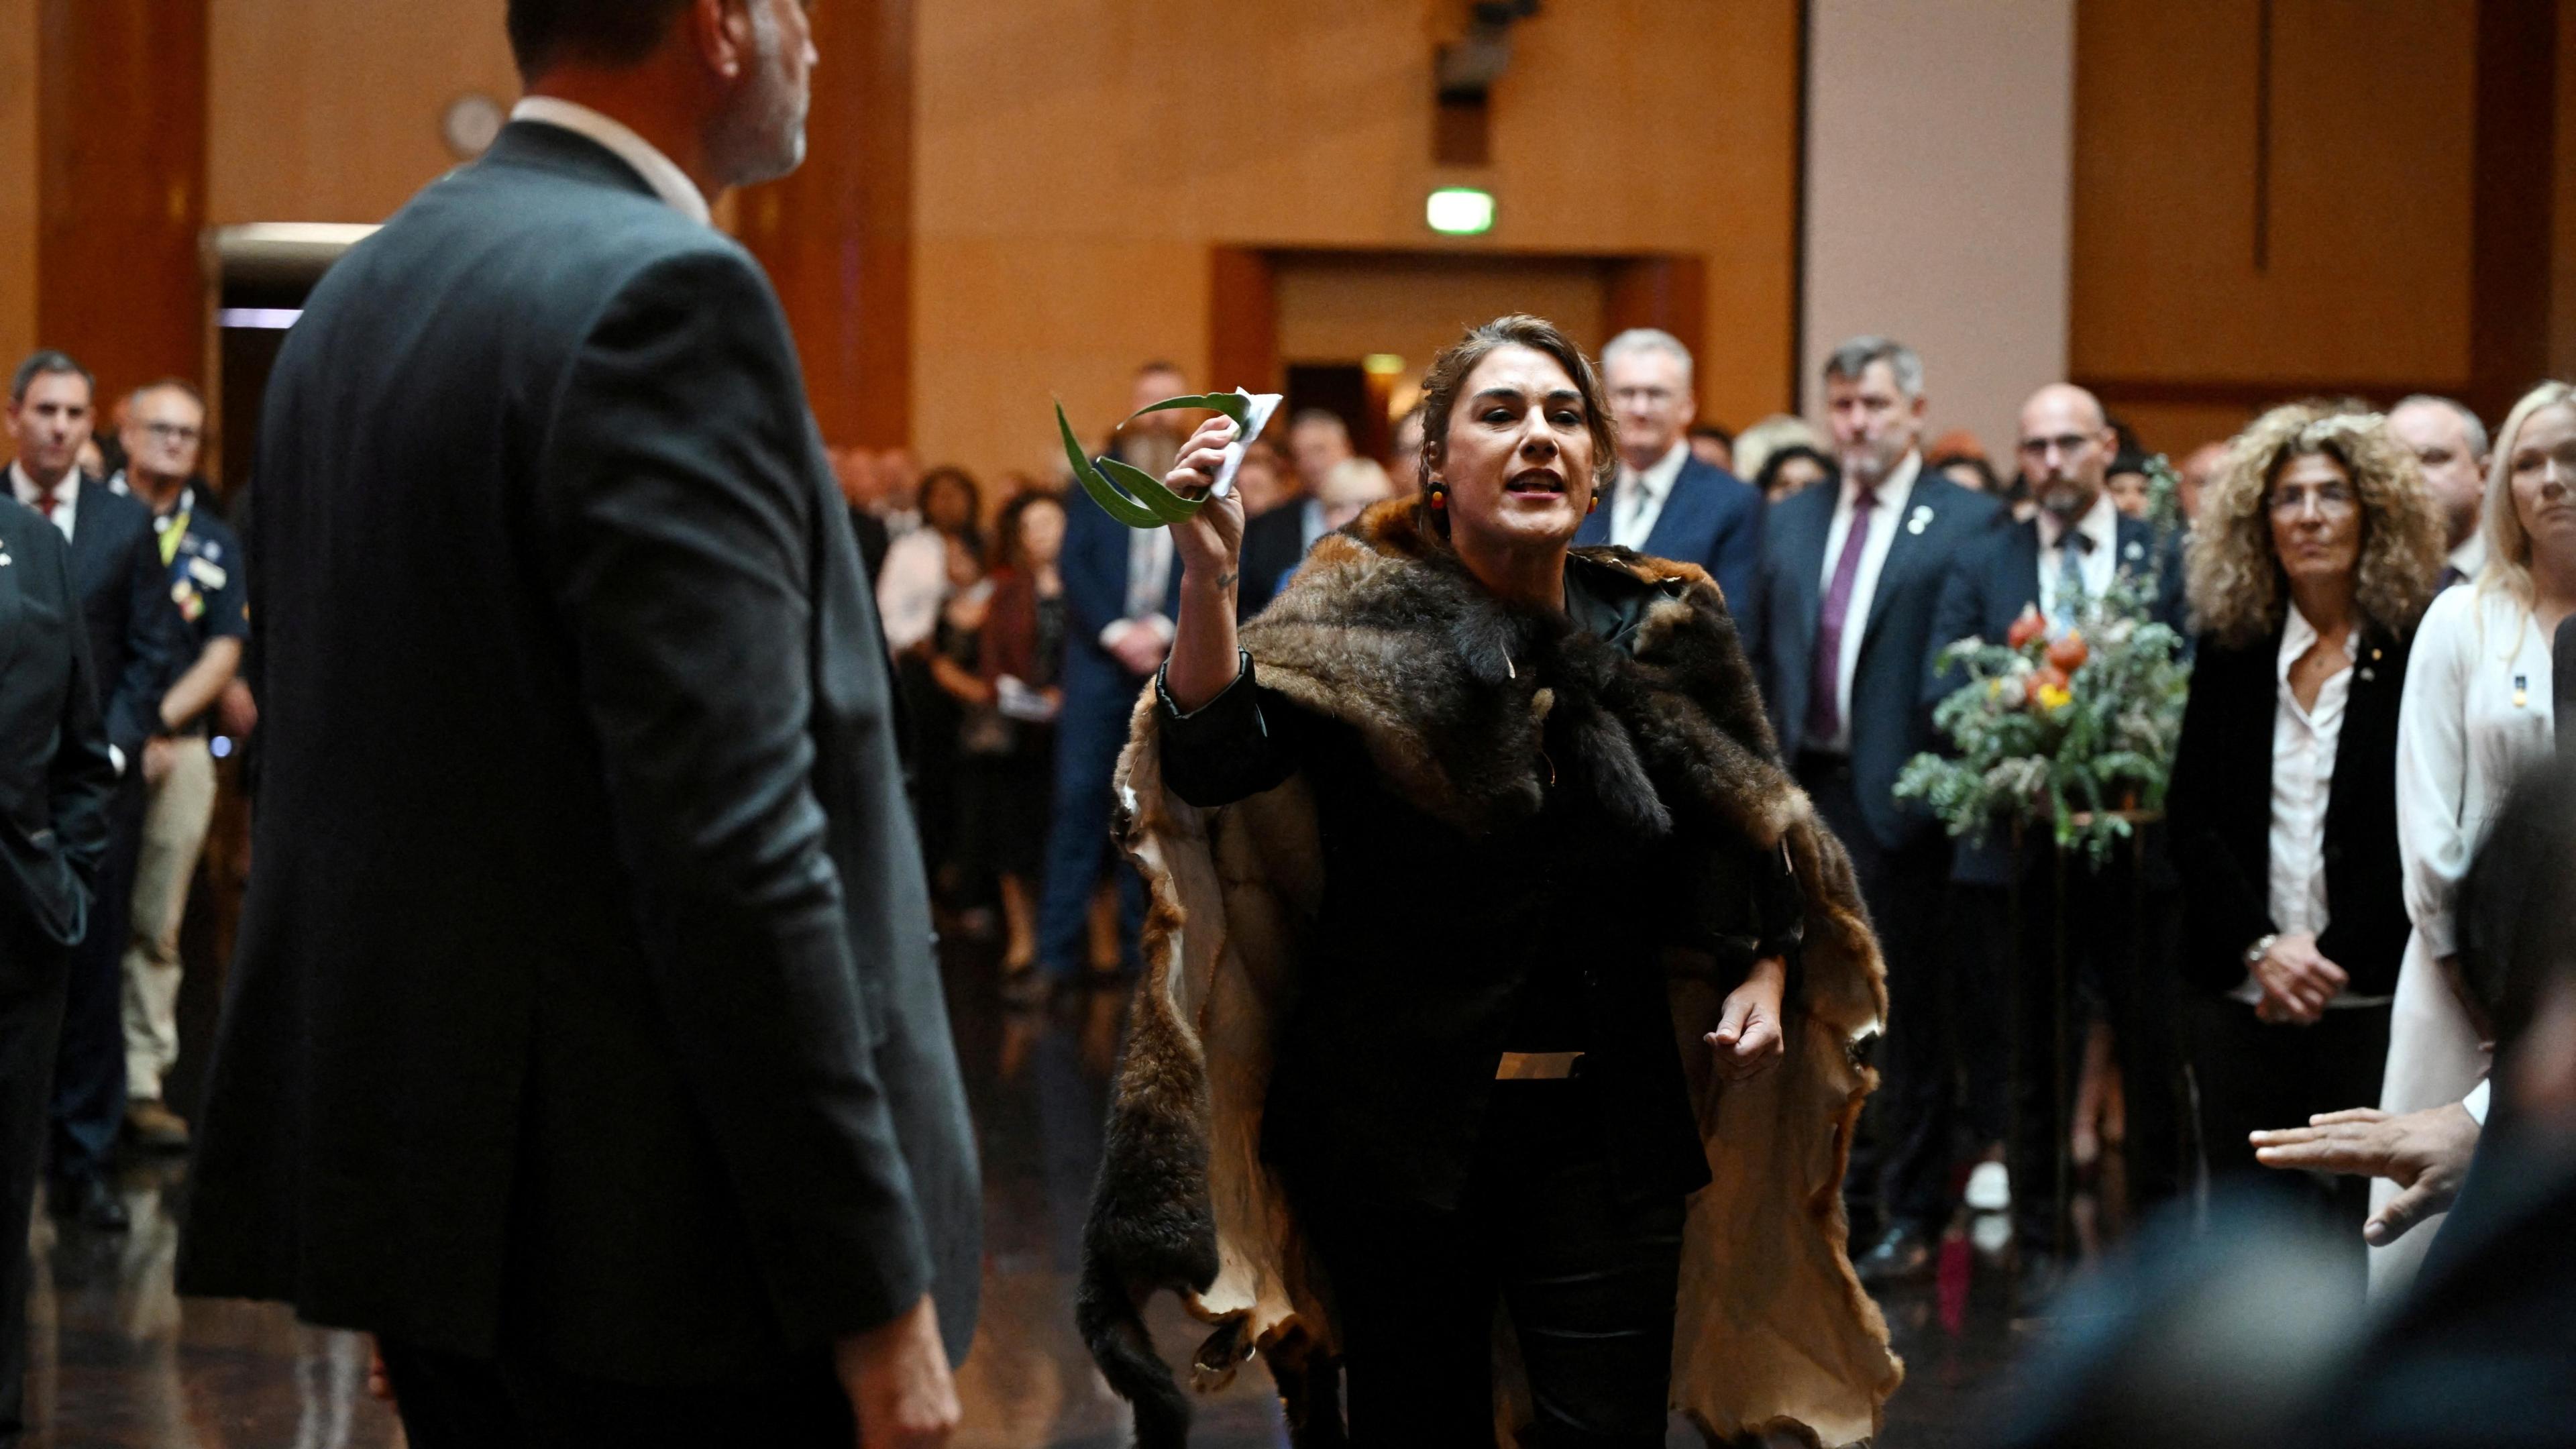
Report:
1426,187,1496,235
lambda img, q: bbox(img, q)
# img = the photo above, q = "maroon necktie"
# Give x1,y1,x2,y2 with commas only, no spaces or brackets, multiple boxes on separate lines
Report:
1805,486,1878,745
32,488,56,519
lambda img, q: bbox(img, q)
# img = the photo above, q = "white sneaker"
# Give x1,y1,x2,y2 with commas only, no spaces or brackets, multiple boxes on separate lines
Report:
1966,1159,2011,1213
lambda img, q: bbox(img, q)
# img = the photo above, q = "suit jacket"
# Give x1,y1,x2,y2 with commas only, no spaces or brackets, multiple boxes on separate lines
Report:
2164,620,2413,998
1576,453,1767,643
1058,480,1179,731
2557,614,2573,757
1756,472,2000,851
177,122,981,1383
12,472,184,763
0,495,117,951
1925,510,2187,885
1236,496,1318,620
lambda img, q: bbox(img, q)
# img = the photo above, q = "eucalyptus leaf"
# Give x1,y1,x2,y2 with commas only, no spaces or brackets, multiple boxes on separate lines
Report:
1097,455,1205,525
1056,401,1165,529
1124,392,1252,432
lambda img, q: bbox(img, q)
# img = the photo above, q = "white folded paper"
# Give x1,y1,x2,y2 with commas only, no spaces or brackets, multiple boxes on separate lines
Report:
1209,388,1285,500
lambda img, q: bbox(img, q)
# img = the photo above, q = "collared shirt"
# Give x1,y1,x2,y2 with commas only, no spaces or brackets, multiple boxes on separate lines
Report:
1609,440,1691,551
1811,452,1918,754
510,97,712,227
2230,604,2390,1010
10,462,78,542
1108,525,1176,649
2443,532,2487,587
2035,490,2120,621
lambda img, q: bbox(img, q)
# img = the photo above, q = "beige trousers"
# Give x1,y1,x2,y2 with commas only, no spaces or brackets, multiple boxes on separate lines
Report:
121,737,218,1103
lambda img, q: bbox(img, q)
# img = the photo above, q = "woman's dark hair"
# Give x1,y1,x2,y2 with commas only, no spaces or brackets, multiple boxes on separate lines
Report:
918,466,985,555
1754,443,1838,499
1930,451,2001,494
991,489,1065,576
1414,315,1619,535
507,0,692,78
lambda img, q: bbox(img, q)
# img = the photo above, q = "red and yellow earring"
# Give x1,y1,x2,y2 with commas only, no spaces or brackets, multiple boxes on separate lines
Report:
1587,491,1600,514
1427,482,1448,512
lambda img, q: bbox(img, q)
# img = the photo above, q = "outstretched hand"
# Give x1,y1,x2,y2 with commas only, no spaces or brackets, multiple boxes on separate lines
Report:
2250,1102,2479,1246
1165,417,1246,588
1709,956,1788,1081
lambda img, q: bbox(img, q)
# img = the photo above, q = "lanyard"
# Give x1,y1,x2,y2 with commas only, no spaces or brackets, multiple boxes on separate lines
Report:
156,487,196,566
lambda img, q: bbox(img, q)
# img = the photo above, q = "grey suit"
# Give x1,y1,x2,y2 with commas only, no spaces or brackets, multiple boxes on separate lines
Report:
178,122,980,1404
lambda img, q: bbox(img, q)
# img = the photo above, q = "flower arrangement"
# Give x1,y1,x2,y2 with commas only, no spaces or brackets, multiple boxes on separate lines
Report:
1894,508,2192,863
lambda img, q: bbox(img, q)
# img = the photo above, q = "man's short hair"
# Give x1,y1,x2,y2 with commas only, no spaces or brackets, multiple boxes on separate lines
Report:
1290,408,1350,438
506,0,694,78
1600,328,1695,382
10,350,93,407
1823,335,1925,400
1136,360,1185,379
127,378,207,414
2395,393,2491,460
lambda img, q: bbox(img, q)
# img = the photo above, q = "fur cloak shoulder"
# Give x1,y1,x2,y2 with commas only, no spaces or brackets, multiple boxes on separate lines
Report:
1079,500,1902,1448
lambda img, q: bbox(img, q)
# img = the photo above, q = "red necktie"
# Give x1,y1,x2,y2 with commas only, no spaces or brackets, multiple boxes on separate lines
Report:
34,489,57,519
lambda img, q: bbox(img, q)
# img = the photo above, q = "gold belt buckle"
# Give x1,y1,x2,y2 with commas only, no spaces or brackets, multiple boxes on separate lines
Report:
1494,1051,1586,1081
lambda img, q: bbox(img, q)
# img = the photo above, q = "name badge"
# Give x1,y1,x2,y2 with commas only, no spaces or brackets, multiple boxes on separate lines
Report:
187,556,228,591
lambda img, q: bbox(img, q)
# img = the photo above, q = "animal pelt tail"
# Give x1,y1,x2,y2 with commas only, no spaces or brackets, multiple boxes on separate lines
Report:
1077,997,1224,1448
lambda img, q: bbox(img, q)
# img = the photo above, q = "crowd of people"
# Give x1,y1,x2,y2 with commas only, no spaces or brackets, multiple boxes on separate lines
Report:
830,327,2571,1316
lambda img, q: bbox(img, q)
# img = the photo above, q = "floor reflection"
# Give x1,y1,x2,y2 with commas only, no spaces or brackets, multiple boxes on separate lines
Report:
27,944,2027,1447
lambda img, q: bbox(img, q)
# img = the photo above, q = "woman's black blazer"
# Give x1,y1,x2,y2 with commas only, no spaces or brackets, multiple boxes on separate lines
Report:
2165,618,2414,999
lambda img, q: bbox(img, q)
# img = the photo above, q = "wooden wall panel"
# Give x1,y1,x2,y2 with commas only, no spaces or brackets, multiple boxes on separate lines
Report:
912,0,1801,483
2072,0,2478,450
0,2,35,368
739,0,915,447
39,0,209,400
2469,0,2559,423
1272,252,1609,370
207,0,518,225
2559,0,2576,379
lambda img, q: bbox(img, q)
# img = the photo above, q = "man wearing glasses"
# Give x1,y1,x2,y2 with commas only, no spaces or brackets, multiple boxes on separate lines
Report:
109,381,245,1156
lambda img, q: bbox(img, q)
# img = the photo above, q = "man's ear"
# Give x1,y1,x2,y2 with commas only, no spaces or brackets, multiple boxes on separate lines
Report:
684,0,755,81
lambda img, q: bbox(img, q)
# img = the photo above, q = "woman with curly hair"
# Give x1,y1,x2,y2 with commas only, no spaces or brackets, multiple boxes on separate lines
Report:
2370,380,2575,1292
2165,402,2445,1289
1076,317,1900,1446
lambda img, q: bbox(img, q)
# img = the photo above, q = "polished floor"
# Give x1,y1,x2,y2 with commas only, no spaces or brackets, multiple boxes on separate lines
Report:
29,943,2045,1448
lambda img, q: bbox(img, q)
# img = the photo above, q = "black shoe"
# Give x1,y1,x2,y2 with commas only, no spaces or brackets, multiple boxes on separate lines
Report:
1853,1223,1935,1285
48,1173,129,1233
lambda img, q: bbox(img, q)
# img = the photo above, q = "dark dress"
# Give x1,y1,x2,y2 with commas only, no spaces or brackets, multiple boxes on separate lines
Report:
1153,552,1801,1443
960,584,1063,882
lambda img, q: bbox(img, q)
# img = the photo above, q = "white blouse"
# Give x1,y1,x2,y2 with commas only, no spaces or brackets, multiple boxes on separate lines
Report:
2395,584,2559,957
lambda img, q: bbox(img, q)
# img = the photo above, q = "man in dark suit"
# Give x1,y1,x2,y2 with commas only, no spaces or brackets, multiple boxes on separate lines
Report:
0,491,119,1448
1576,329,1766,641
1756,335,2000,1279
177,3,979,1444
6,351,183,1233
1029,407,1181,999
1236,408,1348,619
1927,382,2188,1284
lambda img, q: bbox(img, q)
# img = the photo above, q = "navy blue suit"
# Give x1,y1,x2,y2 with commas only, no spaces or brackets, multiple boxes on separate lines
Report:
0,492,117,1438
1037,484,1177,978
1923,506,2190,1249
1575,453,1766,644
36,474,184,1196
1756,468,2000,1238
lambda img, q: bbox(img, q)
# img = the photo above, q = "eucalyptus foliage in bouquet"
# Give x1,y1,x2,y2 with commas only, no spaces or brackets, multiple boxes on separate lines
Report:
1053,388,1281,529
1895,528,2191,863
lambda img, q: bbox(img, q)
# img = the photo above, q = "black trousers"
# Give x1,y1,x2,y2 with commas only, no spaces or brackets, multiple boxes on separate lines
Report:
2188,993,2390,1297
49,779,142,1186
1297,1079,1685,1448
0,922,71,1447
378,1339,851,1448
1962,847,2187,1255
1796,754,1964,1238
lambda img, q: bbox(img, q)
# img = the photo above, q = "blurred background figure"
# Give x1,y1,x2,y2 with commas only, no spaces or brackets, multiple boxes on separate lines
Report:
2385,394,2491,588
1729,412,1825,487
1279,407,1352,521
881,466,987,914
2373,379,2573,1294
1687,421,1735,472
1576,327,1765,637
1238,411,1357,619
107,380,248,1158
1385,404,1426,496
953,491,1067,989
1754,442,1837,504
2104,447,2156,519
2165,405,2443,1295
2177,439,2232,525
